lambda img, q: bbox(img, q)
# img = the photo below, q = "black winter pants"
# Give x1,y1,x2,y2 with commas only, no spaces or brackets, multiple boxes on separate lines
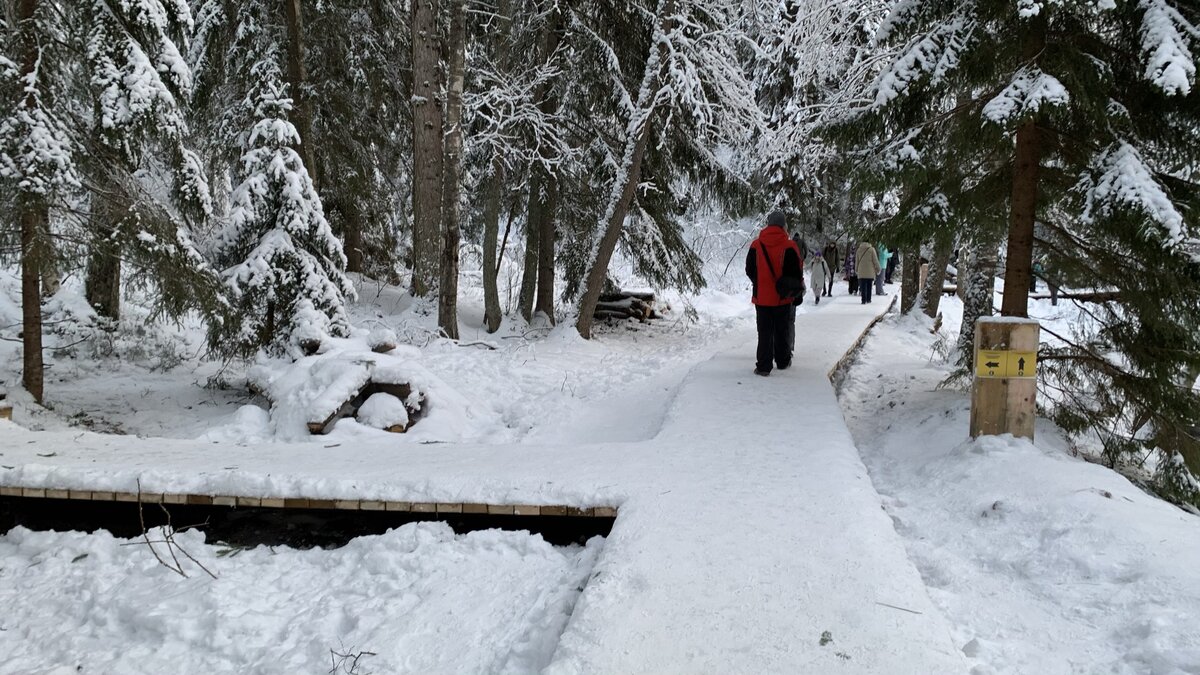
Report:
859,277,873,303
755,304,793,373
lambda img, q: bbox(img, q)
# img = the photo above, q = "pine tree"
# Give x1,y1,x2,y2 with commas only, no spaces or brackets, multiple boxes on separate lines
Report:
1,1,221,403
838,0,1200,502
210,74,353,357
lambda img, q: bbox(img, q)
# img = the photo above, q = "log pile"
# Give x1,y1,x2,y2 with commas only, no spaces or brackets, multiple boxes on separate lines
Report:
595,291,659,322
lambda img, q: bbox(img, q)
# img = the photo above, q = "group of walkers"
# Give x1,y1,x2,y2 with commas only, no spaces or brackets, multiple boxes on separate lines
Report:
744,211,898,376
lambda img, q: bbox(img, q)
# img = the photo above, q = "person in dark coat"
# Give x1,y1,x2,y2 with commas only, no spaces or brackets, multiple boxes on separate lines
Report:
747,211,804,376
844,243,857,295
792,232,808,265
821,242,839,296
885,246,899,284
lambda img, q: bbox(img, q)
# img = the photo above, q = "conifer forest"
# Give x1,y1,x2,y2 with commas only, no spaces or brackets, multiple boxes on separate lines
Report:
0,2,1198,673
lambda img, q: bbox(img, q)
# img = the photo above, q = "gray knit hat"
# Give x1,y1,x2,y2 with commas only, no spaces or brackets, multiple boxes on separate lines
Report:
766,211,787,228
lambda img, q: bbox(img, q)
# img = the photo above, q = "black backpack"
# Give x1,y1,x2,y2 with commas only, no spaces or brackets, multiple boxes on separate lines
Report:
760,243,804,301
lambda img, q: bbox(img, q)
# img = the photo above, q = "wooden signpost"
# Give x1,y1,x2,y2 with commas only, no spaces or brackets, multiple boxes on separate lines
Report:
970,317,1039,440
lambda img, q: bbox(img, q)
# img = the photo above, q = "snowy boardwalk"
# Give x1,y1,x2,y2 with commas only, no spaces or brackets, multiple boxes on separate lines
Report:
0,296,964,673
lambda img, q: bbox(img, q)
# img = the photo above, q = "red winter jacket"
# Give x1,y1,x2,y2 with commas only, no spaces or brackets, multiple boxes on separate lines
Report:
745,225,803,306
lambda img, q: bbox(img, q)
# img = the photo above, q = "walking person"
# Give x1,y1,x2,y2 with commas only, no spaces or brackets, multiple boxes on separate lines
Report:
875,243,890,295
810,252,830,305
856,239,881,304
886,246,899,284
792,232,808,265
821,241,839,296
844,242,858,295
746,211,804,376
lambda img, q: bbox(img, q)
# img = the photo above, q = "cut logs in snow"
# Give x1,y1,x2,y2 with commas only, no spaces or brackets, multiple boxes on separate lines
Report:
249,355,427,436
594,291,659,323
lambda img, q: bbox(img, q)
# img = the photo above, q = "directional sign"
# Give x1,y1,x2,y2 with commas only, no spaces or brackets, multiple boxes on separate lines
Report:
976,350,1008,378
975,349,1038,379
1009,351,1037,378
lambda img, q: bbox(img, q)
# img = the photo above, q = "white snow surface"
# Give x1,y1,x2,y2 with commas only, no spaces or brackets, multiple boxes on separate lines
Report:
841,308,1200,675
0,295,966,673
0,523,602,674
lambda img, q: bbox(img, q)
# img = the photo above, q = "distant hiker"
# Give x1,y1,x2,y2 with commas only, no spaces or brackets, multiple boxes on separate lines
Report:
844,243,858,295
747,212,804,376
821,242,839,296
810,252,830,305
885,246,899,284
856,240,881,304
792,232,808,264
875,243,890,295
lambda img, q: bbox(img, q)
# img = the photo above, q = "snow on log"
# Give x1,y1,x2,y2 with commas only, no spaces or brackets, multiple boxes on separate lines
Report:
356,392,411,432
594,291,659,322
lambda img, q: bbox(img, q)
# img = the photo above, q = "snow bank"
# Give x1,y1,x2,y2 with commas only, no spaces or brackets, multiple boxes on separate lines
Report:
0,524,603,675
841,310,1200,674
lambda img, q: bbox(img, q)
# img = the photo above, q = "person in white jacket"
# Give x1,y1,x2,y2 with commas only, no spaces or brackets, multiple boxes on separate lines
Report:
810,252,830,305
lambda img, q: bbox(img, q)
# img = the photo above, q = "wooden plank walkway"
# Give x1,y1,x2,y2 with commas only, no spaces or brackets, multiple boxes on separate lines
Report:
0,486,615,518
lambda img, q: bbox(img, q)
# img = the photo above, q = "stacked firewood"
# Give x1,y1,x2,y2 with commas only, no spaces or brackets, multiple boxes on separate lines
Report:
594,291,659,322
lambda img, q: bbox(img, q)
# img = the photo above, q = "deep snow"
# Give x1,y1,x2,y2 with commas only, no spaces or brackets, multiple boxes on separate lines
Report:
840,305,1200,675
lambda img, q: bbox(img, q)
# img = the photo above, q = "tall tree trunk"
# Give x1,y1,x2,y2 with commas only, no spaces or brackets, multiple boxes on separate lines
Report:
922,235,953,319
575,2,675,339
342,196,364,274
16,0,44,403
518,171,542,322
20,204,46,403
956,235,1000,369
1000,16,1046,318
85,147,124,321
438,0,466,339
533,170,558,323
410,0,444,297
900,243,921,314
85,243,120,320
282,0,317,185
482,158,503,333
575,108,658,338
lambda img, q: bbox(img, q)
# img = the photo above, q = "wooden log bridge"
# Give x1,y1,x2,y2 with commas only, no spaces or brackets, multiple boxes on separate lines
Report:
0,485,616,518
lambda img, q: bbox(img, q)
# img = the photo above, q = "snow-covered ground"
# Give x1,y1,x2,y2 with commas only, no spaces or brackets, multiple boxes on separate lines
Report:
840,300,1200,675
3,241,1199,673
0,524,601,674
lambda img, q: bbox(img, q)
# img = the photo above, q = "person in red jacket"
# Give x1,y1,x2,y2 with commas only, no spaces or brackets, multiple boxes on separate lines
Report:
745,211,804,376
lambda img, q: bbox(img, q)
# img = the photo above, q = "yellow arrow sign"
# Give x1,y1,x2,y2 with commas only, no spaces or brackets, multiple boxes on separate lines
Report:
975,350,1037,379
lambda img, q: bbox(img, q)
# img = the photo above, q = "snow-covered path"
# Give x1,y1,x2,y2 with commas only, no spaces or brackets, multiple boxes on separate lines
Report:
0,295,966,673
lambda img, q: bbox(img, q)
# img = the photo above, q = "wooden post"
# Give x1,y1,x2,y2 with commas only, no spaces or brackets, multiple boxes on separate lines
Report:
970,317,1039,440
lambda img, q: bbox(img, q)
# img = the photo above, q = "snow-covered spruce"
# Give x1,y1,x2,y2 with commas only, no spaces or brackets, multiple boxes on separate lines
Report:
211,80,353,357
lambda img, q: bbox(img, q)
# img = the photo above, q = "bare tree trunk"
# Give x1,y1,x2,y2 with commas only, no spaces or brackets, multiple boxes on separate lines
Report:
438,0,466,339
900,243,920,314
16,0,44,402
482,158,503,333
518,171,541,322
410,0,444,297
534,170,558,323
956,236,1000,369
20,205,46,403
575,2,675,339
342,196,364,273
85,147,124,321
575,112,657,338
922,235,953,319
1000,15,1045,319
283,0,317,185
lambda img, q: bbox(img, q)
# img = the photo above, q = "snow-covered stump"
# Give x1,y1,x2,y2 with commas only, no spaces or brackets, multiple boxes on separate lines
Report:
970,317,1039,440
